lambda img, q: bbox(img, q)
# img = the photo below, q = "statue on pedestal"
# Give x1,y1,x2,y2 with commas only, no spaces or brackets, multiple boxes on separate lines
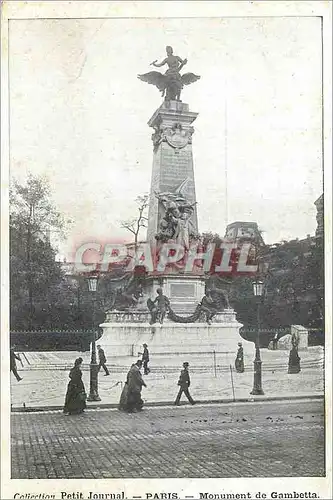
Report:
209,284,231,310
199,285,231,324
199,290,218,325
155,183,198,249
138,46,200,101
106,275,144,311
147,288,171,325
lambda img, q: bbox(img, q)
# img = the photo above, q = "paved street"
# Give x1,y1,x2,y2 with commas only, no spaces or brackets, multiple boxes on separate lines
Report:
11,398,325,479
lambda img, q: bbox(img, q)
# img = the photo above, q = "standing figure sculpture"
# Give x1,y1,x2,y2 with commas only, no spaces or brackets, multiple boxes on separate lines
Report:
138,46,200,102
156,201,181,242
147,288,170,325
176,202,197,251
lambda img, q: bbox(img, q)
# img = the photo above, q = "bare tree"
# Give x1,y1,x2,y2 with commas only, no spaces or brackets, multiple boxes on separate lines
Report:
120,194,149,251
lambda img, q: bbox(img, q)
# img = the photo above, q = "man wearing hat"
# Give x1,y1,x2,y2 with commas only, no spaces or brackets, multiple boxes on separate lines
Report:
174,362,195,406
142,343,150,375
235,342,244,373
97,345,110,376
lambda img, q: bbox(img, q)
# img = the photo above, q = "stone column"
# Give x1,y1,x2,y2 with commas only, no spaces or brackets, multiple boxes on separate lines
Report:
147,100,199,242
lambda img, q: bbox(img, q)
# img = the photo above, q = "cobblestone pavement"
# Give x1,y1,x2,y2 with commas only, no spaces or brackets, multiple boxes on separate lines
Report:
11,399,325,479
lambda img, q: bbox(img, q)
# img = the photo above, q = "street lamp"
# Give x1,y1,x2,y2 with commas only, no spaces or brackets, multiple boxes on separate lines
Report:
250,278,265,395
86,275,101,402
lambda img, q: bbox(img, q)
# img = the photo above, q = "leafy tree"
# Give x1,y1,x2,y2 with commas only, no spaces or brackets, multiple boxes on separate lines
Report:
200,231,223,246
10,174,67,329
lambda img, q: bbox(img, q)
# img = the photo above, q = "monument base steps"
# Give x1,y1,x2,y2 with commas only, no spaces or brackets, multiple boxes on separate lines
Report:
99,317,247,357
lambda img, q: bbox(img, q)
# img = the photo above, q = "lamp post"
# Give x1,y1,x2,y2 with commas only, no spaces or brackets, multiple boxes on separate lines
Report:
86,275,101,402
250,279,265,395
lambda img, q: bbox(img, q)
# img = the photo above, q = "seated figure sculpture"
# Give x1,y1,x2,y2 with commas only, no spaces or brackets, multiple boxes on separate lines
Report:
199,285,230,324
199,290,218,325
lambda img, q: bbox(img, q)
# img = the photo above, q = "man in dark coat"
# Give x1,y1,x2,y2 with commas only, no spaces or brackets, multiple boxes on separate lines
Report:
142,343,150,375
127,360,147,413
97,345,110,376
10,347,22,382
174,362,195,405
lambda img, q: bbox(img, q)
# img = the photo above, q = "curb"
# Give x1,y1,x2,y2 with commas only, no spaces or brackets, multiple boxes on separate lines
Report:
11,393,324,413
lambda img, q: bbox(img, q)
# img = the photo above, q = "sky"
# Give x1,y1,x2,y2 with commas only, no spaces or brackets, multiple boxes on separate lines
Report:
9,16,323,259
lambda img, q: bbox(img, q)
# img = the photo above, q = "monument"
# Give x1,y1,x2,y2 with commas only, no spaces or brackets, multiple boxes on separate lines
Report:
99,47,246,357
141,57,203,313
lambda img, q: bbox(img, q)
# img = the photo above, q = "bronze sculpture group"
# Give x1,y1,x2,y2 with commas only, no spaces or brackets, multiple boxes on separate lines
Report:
147,285,230,326
155,185,198,250
105,274,144,311
138,46,200,102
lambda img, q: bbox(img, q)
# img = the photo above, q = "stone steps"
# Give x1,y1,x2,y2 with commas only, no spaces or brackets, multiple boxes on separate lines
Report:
19,358,324,372
18,347,324,373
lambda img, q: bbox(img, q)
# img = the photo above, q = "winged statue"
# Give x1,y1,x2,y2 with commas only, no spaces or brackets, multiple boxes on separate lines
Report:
138,46,200,101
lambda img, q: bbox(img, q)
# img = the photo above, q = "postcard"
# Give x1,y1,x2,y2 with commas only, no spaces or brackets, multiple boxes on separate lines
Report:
1,2,332,500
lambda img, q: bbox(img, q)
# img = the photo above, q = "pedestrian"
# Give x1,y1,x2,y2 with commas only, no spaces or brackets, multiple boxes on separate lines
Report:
235,342,244,373
174,362,195,406
97,345,110,376
126,360,147,413
142,343,150,375
118,363,135,411
288,345,301,374
63,357,87,415
272,333,279,350
10,347,22,382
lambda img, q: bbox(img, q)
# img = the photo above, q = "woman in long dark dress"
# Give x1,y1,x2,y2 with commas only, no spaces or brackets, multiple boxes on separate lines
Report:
63,357,86,415
118,364,134,411
235,342,245,373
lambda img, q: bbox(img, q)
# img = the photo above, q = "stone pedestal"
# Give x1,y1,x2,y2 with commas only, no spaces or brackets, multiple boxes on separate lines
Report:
99,100,243,360
99,310,243,357
147,100,199,242
275,325,309,351
144,100,205,312
291,325,309,350
143,274,205,313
